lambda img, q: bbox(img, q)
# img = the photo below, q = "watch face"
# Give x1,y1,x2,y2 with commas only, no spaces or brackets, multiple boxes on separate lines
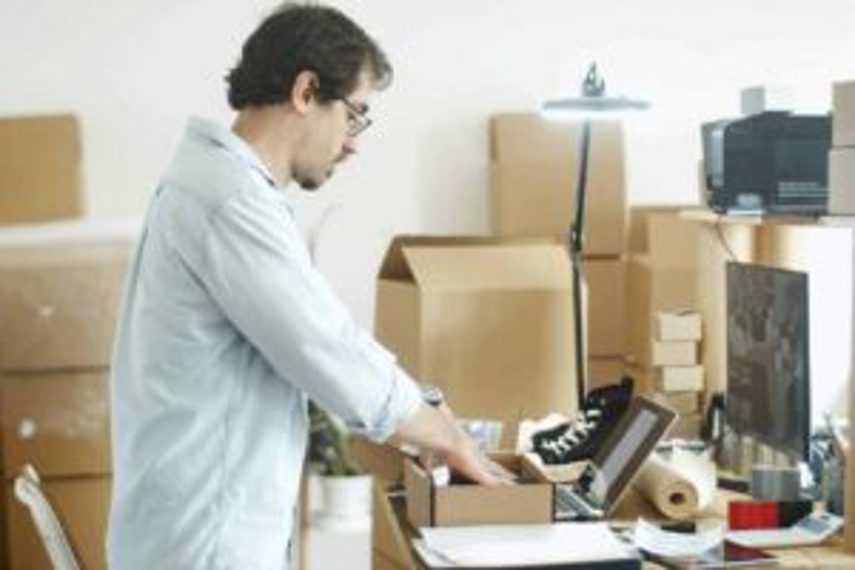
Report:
422,385,444,407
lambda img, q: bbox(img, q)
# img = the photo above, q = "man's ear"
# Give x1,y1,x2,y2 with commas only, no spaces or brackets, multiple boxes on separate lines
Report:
291,70,319,115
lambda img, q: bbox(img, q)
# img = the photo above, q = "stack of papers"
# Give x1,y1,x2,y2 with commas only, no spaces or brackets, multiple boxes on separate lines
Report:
414,522,640,568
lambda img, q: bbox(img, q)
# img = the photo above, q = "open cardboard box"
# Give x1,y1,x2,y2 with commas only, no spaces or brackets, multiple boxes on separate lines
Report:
403,453,555,528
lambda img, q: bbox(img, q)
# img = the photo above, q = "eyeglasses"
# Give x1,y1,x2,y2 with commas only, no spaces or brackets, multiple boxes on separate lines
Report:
342,98,372,137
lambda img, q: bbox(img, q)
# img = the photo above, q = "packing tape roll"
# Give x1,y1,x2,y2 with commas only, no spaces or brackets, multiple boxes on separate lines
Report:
634,448,716,521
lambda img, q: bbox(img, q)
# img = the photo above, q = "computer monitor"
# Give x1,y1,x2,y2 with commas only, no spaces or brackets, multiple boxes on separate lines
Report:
726,262,810,461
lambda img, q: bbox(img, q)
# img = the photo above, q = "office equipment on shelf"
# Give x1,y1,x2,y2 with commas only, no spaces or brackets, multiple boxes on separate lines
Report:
701,111,831,214
726,511,843,549
554,397,676,521
725,262,811,462
415,522,641,569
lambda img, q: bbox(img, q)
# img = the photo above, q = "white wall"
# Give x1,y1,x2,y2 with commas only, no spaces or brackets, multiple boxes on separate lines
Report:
3,0,855,328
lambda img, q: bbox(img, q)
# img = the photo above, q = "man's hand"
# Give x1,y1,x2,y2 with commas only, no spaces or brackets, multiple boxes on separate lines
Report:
410,402,516,486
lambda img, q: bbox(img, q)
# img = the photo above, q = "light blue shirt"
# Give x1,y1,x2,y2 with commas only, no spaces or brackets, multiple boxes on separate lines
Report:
108,118,423,569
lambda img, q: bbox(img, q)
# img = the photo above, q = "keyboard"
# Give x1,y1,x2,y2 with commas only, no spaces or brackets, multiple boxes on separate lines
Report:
554,485,604,520
726,512,844,549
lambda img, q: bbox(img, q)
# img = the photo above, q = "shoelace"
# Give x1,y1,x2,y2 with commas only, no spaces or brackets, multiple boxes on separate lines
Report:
540,408,603,456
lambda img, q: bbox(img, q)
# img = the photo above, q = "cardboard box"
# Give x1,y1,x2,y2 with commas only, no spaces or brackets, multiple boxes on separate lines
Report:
0,115,83,225
6,476,110,570
833,81,855,147
490,160,626,256
404,454,552,527
375,237,579,447
0,241,130,371
372,484,417,568
656,365,704,392
627,206,685,255
0,370,110,478
651,391,700,415
585,258,626,357
489,114,626,256
829,147,855,215
652,341,698,367
625,256,697,367
349,436,407,486
656,308,702,341
588,357,626,391
668,413,703,440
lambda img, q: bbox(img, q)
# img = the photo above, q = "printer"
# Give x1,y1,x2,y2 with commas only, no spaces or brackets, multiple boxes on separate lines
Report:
701,111,831,215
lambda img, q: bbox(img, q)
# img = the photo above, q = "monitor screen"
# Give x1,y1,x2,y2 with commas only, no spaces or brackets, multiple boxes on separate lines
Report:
726,262,810,460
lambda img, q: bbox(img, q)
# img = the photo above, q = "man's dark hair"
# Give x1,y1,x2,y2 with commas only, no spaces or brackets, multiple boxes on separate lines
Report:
226,3,392,110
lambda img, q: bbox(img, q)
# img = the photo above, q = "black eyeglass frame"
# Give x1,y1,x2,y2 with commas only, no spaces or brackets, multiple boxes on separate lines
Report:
342,98,372,137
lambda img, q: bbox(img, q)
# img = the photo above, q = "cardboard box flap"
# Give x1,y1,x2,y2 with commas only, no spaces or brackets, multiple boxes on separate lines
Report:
380,238,572,291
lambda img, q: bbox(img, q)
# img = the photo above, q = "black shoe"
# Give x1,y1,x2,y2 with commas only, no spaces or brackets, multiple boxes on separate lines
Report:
533,376,634,465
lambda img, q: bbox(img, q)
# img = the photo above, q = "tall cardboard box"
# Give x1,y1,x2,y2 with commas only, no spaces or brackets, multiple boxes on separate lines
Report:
585,258,626,357
833,81,855,148
489,114,626,256
0,115,83,225
375,237,579,445
829,147,855,215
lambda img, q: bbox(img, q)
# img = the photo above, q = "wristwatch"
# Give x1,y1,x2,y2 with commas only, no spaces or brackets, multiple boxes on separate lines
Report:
420,383,445,408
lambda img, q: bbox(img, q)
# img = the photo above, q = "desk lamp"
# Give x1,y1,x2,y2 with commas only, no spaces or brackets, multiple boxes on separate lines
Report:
542,63,648,409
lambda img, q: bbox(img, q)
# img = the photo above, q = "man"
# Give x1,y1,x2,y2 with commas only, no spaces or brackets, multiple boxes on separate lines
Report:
108,3,508,569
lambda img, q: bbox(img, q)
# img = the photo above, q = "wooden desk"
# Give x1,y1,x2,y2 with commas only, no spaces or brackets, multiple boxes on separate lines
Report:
373,484,855,569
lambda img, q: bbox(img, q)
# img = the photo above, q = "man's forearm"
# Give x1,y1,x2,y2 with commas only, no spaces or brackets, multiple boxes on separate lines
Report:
391,402,462,457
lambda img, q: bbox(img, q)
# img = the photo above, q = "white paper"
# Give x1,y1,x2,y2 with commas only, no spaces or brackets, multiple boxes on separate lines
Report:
633,518,723,559
418,522,636,567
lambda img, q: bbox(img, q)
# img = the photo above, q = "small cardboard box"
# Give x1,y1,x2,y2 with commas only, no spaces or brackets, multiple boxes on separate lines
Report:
828,147,855,215
832,81,855,148
656,365,704,392
652,341,698,367
403,454,553,528
0,240,131,371
0,114,84,225
375,237,579,447
655,309,702,341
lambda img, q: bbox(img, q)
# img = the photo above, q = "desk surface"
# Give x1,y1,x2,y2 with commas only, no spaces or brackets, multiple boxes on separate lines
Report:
374,486,855,569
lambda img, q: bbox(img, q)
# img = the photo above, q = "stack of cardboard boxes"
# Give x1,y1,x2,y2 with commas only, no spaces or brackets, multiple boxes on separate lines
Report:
0,115,129,570
829,81,855,215
489,113,628,388
649,309,705,439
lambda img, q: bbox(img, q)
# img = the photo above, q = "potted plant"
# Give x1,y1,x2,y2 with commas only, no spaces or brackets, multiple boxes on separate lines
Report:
307,401,372,531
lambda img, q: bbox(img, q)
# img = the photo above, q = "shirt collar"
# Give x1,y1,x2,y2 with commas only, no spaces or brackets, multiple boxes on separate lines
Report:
185,117,296,212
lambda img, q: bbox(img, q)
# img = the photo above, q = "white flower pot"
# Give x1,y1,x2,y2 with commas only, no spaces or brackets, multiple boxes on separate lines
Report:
312,474,372,532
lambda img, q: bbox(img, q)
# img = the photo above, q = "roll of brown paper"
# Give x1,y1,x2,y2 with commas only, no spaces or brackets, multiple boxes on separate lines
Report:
634,449,716,520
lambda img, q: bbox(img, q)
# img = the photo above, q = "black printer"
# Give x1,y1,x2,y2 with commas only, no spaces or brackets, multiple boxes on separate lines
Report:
701,111,831,215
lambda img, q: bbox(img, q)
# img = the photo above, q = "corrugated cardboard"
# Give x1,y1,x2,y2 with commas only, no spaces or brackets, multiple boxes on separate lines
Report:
0,370,110,478
833,81,855,148
349,436,407,486
586,258,626,357
0,115,83,225
646,211,702,269
668,414,703,440
627,206,685,255
625,256,698,368
829,147,855,215
656,309,702,341
652,341,698,367
651,391,700,415
375,237,579,447
404,454,552,528
656,365,704,392
489,114,626,256
0,241,130,370
490,160,626,256
588,357,626,391
372,483,416,568
6,476,110,570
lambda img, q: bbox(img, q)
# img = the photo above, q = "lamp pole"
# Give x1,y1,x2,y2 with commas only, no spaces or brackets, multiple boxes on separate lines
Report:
543,63,648,410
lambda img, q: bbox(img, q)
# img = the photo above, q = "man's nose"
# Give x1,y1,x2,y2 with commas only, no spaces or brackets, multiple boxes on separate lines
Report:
341,136,358,157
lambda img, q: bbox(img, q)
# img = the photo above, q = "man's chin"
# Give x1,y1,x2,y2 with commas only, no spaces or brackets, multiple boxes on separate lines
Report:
296,169,334,192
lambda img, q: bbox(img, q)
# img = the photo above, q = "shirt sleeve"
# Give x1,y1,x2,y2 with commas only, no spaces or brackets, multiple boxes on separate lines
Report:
192,191,423,442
